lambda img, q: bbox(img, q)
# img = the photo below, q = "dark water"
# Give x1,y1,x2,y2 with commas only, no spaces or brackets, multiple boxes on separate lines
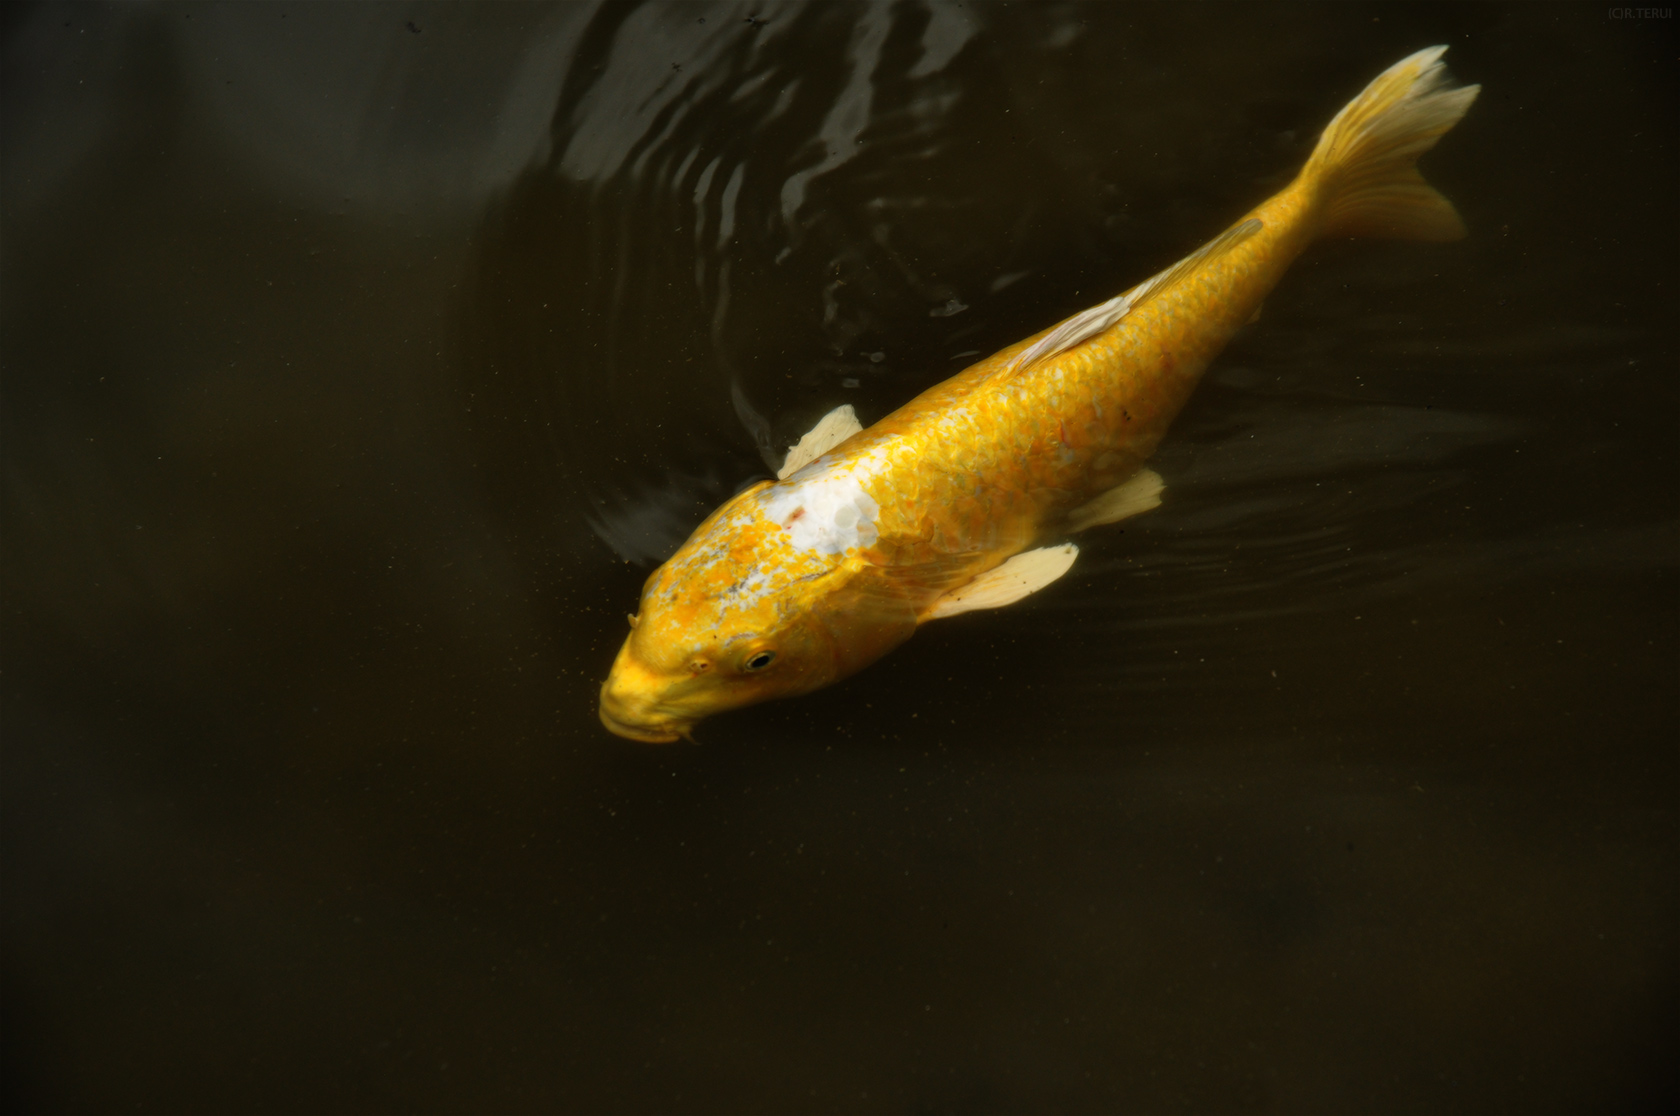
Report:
3,2,1675,1111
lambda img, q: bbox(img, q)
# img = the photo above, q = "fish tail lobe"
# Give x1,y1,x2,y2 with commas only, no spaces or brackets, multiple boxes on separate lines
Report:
1303,46,1480,242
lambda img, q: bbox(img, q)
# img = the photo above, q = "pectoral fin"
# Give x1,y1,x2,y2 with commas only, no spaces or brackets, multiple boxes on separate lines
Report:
922,543,1079,621
778,404,863,479
1066,468,1164,533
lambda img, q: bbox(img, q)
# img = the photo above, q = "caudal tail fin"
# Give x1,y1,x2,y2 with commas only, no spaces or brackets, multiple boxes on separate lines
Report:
1303,46,1480,241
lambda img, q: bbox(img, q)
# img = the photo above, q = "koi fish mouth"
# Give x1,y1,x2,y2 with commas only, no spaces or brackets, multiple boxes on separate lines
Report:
598,656,697,744
597,703,690,744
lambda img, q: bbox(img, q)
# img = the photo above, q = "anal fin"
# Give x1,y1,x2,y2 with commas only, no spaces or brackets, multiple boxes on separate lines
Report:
1066,468,1163,533
778,404,863,479
922,543,1078,621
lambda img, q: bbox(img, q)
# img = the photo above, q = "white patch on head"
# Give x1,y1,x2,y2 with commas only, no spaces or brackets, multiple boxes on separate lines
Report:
760,457,882,555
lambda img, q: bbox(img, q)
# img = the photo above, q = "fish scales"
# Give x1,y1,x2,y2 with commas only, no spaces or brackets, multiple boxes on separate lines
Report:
599,47,1480,742
851,196,1308,574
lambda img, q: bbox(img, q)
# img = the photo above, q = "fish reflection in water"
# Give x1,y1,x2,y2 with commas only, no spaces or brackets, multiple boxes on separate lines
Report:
598,48,1480,743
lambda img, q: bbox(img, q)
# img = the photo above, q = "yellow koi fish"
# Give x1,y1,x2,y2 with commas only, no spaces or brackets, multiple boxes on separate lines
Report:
599,47,1479,743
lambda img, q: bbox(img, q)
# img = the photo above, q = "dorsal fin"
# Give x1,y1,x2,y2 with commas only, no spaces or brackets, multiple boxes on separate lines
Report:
1122,218,1263,316
1004,218,1263,375
1004,293,1138,375
778,404,863,479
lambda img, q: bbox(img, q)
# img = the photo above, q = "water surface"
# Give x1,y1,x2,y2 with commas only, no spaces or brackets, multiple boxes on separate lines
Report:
3,2,1675,1112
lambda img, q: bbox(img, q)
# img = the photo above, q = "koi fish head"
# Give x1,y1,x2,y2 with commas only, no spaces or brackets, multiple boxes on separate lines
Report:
598,473,917,742
597,601,838,743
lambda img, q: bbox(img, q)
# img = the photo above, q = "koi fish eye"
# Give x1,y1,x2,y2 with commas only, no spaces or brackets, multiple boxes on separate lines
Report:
742,650,776,672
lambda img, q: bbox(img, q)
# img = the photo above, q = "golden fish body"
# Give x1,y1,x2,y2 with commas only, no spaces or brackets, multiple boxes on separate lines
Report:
600,47,1479,742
